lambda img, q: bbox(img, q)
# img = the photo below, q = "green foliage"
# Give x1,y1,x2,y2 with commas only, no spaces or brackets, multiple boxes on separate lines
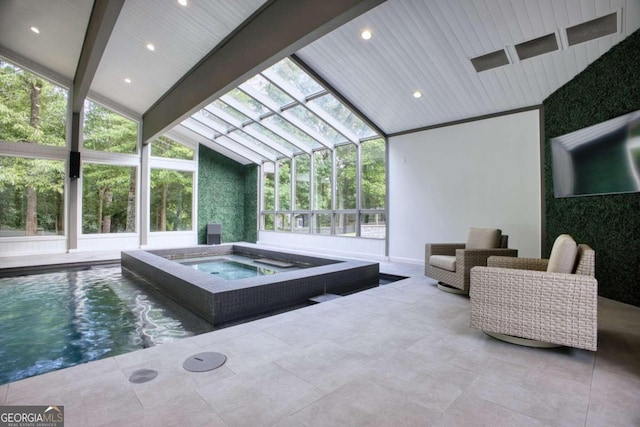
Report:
82,164,136,234
83,100,137,153
0,61,66,235
278,158,291,210
294,154,310,210
336,144,357,209
151,136,194,160
313,149,332,210
263,163,275,210
0,61,66,146
361,138,386,209
0,157,65,235
150,169,193,231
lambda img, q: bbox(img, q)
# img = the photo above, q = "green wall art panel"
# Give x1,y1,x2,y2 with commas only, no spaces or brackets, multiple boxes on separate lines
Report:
543,29,640,307
197,145,258,244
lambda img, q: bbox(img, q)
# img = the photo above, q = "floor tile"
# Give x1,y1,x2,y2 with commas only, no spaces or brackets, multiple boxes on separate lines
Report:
286,378,441,426
434,393,544,427
464,370,591,426
199,330,296,374
196,362,323,427
273,340,377,393
1,255,639,425
586,367,640,426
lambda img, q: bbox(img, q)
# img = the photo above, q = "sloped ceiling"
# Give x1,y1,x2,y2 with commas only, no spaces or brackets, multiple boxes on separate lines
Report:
1,0,640,141
298,0,640,134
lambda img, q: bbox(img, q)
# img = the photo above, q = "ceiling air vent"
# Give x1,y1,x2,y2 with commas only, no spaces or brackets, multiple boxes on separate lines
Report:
515,33,559,61
566,12,618,46
470,49,509,73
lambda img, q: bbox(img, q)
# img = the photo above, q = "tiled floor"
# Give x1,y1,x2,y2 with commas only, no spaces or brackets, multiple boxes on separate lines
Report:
1,251,639,426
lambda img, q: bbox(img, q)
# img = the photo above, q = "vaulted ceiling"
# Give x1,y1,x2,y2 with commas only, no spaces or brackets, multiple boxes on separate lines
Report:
1,0,639,160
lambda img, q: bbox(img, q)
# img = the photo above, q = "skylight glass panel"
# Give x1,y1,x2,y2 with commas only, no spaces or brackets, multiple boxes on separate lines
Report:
242,74,294,107
269,58,324,97
199,109,234,133
263,115,322,150
232,129,281,157
288,105,346,144
212,100,250,124
310,94,376,139
225,89,268,116
246,123,301,153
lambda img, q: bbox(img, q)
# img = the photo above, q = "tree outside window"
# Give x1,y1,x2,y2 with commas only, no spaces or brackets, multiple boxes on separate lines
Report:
150,169,192,231
82,164,136,234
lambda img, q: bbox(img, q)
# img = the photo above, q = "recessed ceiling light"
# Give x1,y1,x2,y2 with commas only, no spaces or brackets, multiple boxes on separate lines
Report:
361,29,372,40
146,43,155,51
178,0,187,6
124,78,132,84
413,91,423,98
30,26,40,34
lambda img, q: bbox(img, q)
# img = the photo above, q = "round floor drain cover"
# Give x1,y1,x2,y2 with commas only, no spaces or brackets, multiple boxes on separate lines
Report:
129,369,158,384
183,352,227,372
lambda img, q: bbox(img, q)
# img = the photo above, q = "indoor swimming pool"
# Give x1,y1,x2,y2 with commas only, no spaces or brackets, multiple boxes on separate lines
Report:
0,265,213,385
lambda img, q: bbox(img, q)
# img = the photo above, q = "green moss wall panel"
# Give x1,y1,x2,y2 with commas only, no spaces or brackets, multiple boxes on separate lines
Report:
197,145,258,244
243,165,258,243
543,30,640,307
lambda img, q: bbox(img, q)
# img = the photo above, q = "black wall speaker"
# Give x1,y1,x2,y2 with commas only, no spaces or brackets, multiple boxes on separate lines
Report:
69,151,80,179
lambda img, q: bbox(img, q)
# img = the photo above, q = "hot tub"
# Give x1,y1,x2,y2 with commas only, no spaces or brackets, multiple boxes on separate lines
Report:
121,244,379,326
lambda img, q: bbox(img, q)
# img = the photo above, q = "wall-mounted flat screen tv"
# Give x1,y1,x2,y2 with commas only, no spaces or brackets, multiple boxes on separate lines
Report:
551,109,640,197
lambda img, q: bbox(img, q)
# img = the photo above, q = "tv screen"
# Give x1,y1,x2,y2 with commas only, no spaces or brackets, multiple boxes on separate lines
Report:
551,109,640,197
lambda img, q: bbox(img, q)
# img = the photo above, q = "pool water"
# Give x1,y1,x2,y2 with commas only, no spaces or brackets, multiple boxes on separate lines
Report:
0,266,213,385
180,254,301,280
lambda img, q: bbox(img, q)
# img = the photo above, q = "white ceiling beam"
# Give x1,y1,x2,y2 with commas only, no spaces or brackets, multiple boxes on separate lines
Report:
142,0,387,143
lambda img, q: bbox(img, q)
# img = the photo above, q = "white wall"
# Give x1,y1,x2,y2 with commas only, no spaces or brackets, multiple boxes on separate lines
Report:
388,109,541,264
258,231,386,261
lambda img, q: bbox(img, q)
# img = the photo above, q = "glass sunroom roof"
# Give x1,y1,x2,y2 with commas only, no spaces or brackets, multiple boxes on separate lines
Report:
179,56,381,164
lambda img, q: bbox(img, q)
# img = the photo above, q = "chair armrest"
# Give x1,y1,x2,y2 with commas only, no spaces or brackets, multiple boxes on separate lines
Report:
425,243,465,257
457,248,518,268
469,266,598,350
456,248,518,286
487,256,548,271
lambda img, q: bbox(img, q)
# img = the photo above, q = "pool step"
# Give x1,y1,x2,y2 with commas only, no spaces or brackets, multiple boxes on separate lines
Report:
308,293,343,304
254,258,295,268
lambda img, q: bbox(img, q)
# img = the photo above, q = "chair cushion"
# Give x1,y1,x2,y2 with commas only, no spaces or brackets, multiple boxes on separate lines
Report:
430,255,456,272
466,228,502,249
547,234,578,273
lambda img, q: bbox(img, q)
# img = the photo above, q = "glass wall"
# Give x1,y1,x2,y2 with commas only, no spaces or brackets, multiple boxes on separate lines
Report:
150,170,193,231
294,154,310,211
83,100,137,154
0,57,199,252
361,138,386,210
0,60,68,240
0,157,65,236
151,136,194,160
313,149,332,211
335,144,356,210
0,60,67,147
278,158,291,211
82,163,137,234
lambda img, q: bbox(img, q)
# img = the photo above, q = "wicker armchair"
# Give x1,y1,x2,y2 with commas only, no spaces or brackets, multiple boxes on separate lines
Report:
469,241,597,351
425,228,518,294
